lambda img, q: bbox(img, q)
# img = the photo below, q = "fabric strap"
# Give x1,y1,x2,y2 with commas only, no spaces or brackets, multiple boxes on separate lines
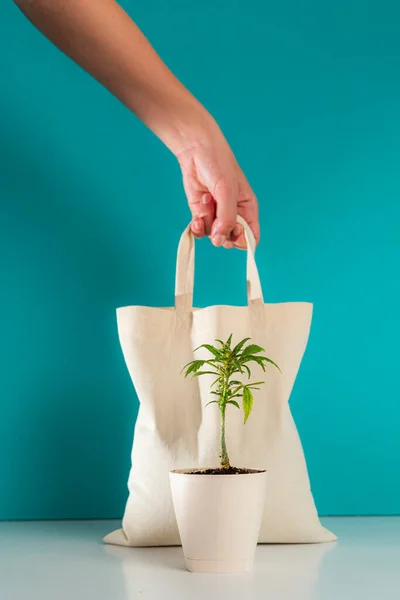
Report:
175,215,264,313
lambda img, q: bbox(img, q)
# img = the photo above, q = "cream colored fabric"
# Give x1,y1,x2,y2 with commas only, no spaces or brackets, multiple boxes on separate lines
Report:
105,217,336,546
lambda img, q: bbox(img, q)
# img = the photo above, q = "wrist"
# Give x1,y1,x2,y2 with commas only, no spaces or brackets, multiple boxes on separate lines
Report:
147,94,218,158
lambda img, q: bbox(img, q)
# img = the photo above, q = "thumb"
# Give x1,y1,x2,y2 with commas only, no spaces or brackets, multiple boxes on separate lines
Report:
210,179,238,247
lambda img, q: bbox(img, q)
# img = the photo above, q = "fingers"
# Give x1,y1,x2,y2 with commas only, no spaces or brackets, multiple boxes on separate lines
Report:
191,217,205,238
210,179,238,247
230,223,247,250
182,150,260,250
189,192,216,238
210,177,260,250
189,188,260,251
199,193,215,236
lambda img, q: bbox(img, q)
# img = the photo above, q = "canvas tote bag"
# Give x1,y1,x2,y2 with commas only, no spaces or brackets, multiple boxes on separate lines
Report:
105,216,336,547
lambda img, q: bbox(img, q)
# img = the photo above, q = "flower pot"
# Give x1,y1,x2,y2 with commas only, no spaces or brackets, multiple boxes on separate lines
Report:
169,468,267,574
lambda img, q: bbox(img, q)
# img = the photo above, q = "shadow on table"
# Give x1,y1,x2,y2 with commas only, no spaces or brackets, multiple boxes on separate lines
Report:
105,541,337,600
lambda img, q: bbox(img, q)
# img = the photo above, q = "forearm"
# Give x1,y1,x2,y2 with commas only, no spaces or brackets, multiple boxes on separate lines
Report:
14,0,214,155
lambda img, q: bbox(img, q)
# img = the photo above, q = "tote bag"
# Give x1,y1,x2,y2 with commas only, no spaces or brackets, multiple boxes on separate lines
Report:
105,217,336,546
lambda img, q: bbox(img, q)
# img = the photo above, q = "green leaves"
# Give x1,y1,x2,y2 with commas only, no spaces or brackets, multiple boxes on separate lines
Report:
194,344,221,358
242,364,251,378
261,356,281,372
241,344,265,356
226,400,240,409
182,359,205,377
205,400,219,407
243,355,267,371
193,371,219,378
183,335,281,433
239,353,281,374
245,381,264,391
242,387,254,424
232,337,251,356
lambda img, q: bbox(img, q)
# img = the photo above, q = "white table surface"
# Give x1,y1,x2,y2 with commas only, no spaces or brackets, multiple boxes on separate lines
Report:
0,517,399,600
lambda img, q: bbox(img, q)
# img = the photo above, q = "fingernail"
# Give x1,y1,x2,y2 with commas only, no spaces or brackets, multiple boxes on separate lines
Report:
233,224,242,237
192,220,201,230
202,194,211,205
213,234,226,246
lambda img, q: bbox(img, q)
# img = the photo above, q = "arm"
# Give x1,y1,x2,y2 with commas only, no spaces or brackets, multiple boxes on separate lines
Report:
14,0,259,247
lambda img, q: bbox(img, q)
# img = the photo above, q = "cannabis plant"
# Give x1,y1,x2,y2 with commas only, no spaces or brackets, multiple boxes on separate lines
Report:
183,335,280,470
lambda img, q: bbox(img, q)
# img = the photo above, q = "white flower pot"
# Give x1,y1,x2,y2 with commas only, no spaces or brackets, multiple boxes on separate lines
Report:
169,468,267,574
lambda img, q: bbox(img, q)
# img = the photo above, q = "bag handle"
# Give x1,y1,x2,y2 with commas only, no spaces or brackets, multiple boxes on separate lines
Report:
175,215,264,313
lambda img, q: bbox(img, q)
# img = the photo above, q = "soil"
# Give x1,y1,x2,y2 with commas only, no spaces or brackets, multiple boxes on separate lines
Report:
188,467,265,475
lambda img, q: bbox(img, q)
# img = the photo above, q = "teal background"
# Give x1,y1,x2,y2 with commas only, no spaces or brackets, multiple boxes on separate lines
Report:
1,1,399,520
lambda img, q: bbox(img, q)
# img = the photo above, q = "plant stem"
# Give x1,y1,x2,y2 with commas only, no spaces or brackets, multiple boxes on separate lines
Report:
220,404,230,469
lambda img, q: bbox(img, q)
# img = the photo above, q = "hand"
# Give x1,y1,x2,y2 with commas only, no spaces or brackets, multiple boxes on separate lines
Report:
176,119,259,249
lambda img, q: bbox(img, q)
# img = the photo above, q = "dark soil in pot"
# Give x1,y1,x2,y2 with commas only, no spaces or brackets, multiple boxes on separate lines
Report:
188,467,265,475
